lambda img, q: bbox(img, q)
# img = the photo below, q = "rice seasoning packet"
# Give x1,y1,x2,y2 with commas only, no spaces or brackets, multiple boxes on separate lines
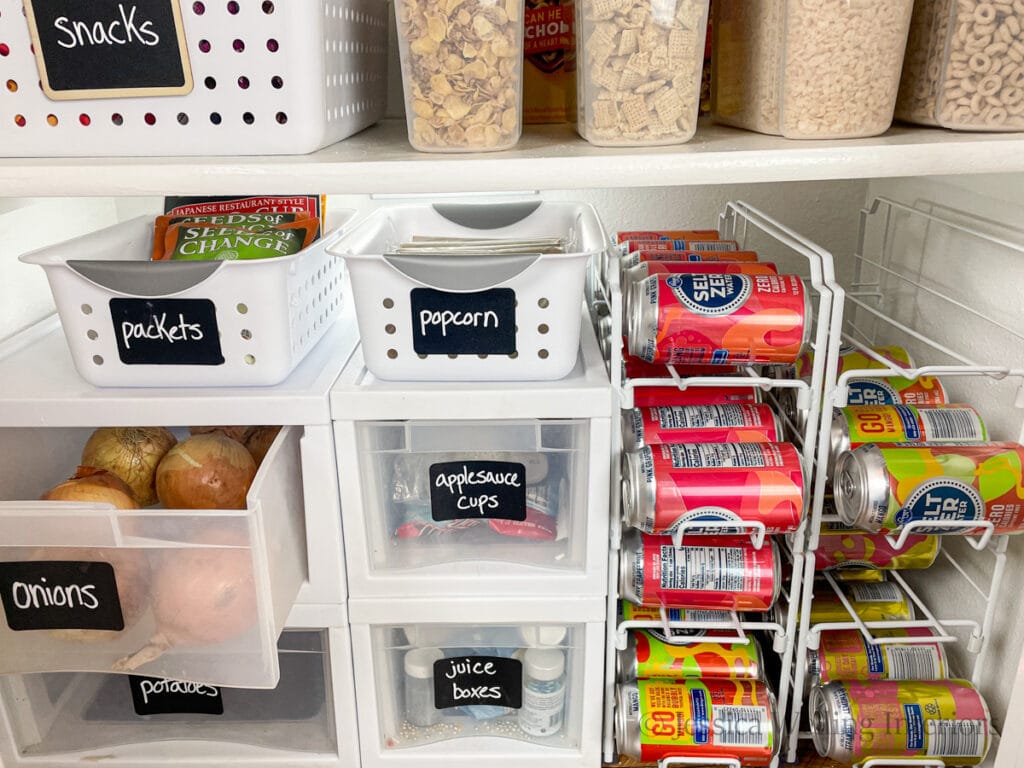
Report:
151,211,314,261
157,220,318,261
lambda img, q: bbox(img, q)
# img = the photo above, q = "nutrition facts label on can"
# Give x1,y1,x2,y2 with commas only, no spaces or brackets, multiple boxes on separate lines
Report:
659,546,747,591
656,405,748,429
918,409,987,441
665,443,777,469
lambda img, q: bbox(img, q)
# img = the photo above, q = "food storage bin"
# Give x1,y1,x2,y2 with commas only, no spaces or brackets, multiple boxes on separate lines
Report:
712,0,915,139
896,0,1024,131
393,0,525,151
0,628,358,768
0,0,387,157
349,596,604,768
576,0,710,146
334,417,610,597
0,426,305,688
20,213,351,387
328,201,607,381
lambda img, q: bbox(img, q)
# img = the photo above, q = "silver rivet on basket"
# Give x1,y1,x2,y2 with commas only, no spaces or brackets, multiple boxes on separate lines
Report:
538,323,549,334
244,354,256,365
87,330,98,340
388,349,398,359
538,298,550,309
80,304,93,315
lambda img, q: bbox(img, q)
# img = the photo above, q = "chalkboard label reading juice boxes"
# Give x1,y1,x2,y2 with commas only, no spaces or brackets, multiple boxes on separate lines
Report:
410,288,517,355
24,0,194,100
429,461,527,522
0,561,124,632
433,656,523,709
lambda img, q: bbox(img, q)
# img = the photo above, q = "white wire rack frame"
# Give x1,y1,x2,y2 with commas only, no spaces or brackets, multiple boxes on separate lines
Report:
586,200,839,766
787,196,1024,763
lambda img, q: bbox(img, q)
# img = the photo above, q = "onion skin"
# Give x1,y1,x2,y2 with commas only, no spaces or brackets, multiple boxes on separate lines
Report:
42,467,137,510
242,426,281,467
81,428,177,507
156,433,256,510
113,526,257,671
189,425,249,443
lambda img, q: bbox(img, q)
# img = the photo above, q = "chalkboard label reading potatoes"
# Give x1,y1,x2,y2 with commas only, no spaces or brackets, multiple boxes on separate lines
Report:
429,461,527,522
0,561,124,632
129,676,224,716
110,298,225,366
24,0,194,100
433,656,523,710
410,288,516,355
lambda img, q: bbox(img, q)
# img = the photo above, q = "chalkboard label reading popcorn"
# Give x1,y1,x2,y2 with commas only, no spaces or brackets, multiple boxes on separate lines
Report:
410,288,517,355
433,656,523,709
24,0,194,100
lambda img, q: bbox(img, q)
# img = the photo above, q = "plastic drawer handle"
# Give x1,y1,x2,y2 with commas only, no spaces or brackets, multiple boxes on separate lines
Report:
432,201,543,230
383,253,540,291
67,260,222,296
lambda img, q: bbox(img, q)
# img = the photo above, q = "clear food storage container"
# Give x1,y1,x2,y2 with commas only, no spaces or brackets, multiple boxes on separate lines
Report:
576,0,710,146
393,0,525,151
0,426,305,689
712,0,915,139
896,0,1024,130
0,630,352,766
0,0,387,157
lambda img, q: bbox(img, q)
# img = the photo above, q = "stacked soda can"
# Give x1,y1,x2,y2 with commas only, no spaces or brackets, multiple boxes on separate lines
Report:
612,227,805,767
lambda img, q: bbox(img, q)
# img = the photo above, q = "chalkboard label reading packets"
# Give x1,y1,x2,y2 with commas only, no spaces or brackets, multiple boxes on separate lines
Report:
0,561,124,632
429,461,527,522
410,288,516,355
24,0,194,100
110,298,225,366
433,656,523,710
129,676,224,716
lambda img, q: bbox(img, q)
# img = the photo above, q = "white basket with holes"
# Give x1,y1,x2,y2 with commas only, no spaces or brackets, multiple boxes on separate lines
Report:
328,200,608,381
0,0,387,156
19,212,351,387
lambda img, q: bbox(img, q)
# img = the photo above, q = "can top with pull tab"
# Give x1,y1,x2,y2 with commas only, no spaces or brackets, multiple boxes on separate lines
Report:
833,444,891,529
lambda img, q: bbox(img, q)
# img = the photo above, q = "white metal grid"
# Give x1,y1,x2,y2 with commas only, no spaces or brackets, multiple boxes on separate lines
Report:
587,200,838,767
786,196,1024,766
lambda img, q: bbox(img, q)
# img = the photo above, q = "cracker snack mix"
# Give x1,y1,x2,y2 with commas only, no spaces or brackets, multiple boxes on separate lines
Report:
396,0,525,151
577,0,710,145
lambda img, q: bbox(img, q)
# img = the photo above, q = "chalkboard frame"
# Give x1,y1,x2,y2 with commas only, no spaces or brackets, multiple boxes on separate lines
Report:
23,0,194,101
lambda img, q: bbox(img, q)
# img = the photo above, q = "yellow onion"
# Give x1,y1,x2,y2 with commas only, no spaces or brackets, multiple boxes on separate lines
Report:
242,426,282,467
156,433,256,510
189,425,249,443
42,467,137,510
113,526,256,670
81,428,177,507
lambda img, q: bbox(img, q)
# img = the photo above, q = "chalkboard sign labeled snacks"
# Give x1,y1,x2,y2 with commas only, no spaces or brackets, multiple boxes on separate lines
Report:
23,0,194,100
433,656,523,710
110,298,225,367
429,461,528,522
0,560,125,632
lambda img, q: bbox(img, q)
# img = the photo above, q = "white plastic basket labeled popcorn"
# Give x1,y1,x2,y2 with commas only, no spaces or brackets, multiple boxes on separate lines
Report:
329,201,608,381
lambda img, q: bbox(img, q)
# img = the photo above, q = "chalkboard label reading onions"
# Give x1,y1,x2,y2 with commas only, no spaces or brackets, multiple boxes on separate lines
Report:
110,298,224,366
410,288,516,355
129,675,224,716
429,461,527,522
24,0,194,100
433,656,522,710
0,561,124,632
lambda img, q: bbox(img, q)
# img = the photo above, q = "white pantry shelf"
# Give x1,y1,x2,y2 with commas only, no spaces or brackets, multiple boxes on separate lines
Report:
2,120,1024,196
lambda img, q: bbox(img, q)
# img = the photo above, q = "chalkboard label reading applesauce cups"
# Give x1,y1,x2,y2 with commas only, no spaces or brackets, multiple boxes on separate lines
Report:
429,461,527,522
410,288,517,356
129,676,224,716
0,561,124,632
23,0,194,100
433,656,523,710
110,298,225,366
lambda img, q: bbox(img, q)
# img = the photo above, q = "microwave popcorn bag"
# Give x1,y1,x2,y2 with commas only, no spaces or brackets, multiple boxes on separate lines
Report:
395,0,525,151
577,0,711,145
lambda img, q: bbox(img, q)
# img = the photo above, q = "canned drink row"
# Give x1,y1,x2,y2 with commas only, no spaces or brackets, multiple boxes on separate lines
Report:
772,579,917,628
803,515,941,572
623,404,783,451
617,629,765,683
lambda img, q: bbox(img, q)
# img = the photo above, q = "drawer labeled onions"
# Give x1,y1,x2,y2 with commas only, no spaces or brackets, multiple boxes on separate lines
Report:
0,631,339,763
347,419,590,572
329,201,607,381
712,0,914,138
0,426,305,688
356,622,586,748
20,213,348,387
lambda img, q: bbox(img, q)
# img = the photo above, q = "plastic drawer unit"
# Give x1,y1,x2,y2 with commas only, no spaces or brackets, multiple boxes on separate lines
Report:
331,312,612,598
0,627,358,768
349,596,604,768
0,426,306,688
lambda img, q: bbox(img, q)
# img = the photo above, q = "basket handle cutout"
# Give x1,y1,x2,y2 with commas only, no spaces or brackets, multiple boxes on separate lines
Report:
432,201,543,230
383,253,540,291
67,260,222,297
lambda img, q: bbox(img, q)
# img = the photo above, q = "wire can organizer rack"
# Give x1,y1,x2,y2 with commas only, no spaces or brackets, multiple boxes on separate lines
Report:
587,200,840,766
0,0,387,156
786,196,1024,764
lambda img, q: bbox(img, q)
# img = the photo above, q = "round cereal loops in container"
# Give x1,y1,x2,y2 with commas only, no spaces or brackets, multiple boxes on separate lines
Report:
395,0,525,151
712,0,915,139
896,0,1024,131
576,0,711,145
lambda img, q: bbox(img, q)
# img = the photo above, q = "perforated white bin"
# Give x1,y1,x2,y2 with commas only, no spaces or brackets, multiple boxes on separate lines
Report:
0,0,387,156
328,201,608,382
20,214,350,387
